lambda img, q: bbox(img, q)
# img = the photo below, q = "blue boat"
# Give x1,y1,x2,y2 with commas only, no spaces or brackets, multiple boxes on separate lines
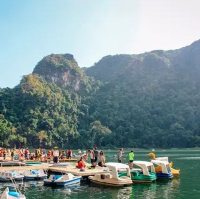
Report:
23,169,47,180
151,160,173,179
44,173,81,186
0,171,24,182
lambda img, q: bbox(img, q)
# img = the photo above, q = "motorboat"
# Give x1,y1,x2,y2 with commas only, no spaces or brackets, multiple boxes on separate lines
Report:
148,153,180,176
0,171,24,182
23,169,47,180
0,187,26,199
44,173,81,186
119,161,157,183
88,162,133,186
151,160,173,179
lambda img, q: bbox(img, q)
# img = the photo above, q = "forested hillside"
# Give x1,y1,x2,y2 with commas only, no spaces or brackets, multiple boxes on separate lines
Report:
1,40,200,148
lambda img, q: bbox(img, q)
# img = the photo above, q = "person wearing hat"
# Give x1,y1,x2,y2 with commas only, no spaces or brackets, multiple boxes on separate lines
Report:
53,147,59,164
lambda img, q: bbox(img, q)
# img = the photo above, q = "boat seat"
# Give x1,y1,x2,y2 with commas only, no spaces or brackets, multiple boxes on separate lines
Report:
105,174,111,179
131,171,138,177
32,170,39,175
53,175,62,181
95,174,101,179
8,191,20,198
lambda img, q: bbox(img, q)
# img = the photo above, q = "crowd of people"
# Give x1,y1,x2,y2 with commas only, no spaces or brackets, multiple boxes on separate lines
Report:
0,147,135,169
0,147,77,162
77,147,106,170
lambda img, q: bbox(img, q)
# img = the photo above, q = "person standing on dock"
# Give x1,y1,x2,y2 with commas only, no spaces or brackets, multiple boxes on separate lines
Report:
68,149,72,159
25,148,29,160
93,147,99,166
118,148,123,163
129,150,134,169
88,149,95,165
53,147,59,164
11,148,15,161
99,150,106,166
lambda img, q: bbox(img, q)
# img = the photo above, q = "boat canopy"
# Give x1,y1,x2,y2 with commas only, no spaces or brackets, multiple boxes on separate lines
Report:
151,160,171,174
0,172,14,178
105,163,130,179
156,157,168,162
133,161,155,176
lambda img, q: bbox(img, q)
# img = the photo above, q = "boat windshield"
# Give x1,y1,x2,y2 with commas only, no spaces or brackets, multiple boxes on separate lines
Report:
166,164,171,172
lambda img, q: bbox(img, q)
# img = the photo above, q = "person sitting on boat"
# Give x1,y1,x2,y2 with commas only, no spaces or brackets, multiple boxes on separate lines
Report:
53,147,59,164
77,157,86,169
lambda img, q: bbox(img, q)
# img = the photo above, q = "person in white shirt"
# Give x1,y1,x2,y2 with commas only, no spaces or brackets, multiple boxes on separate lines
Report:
53,147,59,163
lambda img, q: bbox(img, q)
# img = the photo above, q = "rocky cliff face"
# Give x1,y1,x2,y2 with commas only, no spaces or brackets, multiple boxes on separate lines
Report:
33,54,90,93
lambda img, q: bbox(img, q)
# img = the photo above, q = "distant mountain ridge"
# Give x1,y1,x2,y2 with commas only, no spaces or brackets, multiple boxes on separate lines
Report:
86,39,200,82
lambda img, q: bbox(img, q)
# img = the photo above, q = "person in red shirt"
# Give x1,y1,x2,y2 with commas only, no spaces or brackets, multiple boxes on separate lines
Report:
77,157,86,169
68,149,72,159
25,148,29,160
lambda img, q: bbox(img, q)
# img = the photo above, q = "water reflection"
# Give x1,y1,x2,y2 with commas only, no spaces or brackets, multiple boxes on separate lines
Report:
84,179,180,199
132,179,180,199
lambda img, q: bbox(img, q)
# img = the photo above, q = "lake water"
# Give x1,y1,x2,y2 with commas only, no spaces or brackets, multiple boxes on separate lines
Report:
0,149,199,199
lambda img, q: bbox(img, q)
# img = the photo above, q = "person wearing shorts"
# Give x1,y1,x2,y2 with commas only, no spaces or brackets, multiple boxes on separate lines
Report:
129,150,134,169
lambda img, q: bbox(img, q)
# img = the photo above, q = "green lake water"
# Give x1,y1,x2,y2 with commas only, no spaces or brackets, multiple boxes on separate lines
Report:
0,149,200,199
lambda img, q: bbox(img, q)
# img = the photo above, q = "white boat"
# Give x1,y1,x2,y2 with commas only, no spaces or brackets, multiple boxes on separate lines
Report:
119,161,157,183
23,169,47,180
151,160,173,179
44,173,81,186
0,187,26,199
88,162,133,186
0,171,24,182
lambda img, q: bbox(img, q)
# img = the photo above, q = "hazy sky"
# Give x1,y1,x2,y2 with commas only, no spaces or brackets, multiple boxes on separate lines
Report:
1,0,200,88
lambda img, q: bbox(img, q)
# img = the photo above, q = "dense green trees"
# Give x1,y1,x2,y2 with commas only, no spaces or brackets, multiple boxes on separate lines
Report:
0,74,80,148
1,40,200,148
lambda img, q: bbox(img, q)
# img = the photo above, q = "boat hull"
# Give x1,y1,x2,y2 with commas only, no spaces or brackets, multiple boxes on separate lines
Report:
44,177,81,186
0,176,24,182
89,177,133,187
156,172,173,179
119,171,157,183
24,176,47,181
